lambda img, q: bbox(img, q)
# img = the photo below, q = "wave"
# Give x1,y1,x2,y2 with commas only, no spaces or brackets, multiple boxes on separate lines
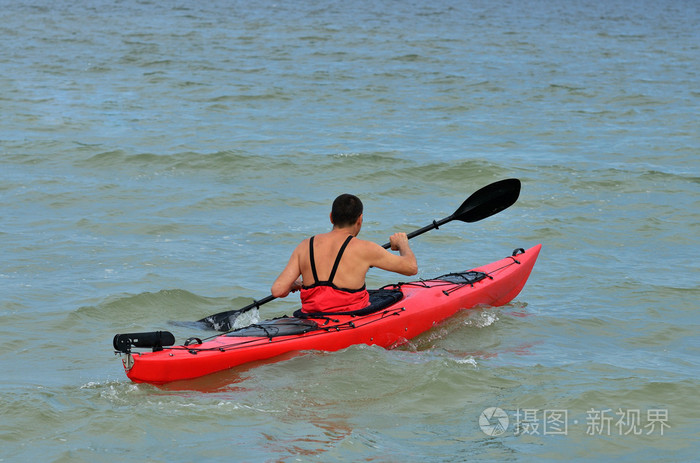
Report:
71,289,234,328
76,149,514,186
78,149,253,170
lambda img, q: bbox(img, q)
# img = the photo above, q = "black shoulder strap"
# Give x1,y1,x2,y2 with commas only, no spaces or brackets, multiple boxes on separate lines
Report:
308,236,319,283
328,235,354,284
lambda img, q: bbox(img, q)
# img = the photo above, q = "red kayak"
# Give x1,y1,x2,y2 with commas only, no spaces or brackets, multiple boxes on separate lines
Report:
117,244,541,384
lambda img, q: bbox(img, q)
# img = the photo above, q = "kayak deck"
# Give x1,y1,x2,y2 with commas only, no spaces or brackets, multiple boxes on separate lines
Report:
120,244,541,384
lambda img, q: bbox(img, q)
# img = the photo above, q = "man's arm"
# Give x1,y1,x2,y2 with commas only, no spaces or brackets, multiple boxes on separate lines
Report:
367,232,418,276
271,244,303,298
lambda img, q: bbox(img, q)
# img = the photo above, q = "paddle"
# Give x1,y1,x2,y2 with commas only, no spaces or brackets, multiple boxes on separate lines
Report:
197,178,521,331
380,178,521,247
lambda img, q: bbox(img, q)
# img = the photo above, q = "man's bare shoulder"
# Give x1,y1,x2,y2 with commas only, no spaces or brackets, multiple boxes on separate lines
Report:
352,237,384,253
293,237,311,252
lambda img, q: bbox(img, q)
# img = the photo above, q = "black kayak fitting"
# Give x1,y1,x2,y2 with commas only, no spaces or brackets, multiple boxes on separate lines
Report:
224,317,319,339
113,331,176,354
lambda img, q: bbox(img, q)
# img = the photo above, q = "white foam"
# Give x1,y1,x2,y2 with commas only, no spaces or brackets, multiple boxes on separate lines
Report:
232,308,260,329
464,310,499,328
455,357,478,367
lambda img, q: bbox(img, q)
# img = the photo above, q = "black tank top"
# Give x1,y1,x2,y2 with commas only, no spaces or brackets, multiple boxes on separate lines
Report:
302,235,366,292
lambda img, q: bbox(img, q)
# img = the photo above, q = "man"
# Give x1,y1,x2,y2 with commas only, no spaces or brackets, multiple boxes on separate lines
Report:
271,194,418,313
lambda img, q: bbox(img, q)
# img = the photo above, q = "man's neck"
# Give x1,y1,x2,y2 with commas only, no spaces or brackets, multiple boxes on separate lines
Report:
331,225,357,237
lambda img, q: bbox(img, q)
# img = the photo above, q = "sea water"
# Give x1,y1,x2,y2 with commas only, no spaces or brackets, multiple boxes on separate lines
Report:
1,0,698,461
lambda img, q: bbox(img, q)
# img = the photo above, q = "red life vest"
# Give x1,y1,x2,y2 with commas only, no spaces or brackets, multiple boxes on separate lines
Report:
300,235,370,313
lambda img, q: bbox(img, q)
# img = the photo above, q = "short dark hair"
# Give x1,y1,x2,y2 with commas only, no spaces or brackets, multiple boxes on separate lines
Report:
331,194,363,227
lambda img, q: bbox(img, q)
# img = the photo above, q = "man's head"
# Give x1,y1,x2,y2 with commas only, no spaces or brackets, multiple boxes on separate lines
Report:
331,194,363,228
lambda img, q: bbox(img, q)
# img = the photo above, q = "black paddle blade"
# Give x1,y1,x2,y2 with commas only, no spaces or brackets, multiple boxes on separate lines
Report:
196,294,275,332
197,309,246,332
113,331,175,353
453,178,521,223
384,178,522,247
